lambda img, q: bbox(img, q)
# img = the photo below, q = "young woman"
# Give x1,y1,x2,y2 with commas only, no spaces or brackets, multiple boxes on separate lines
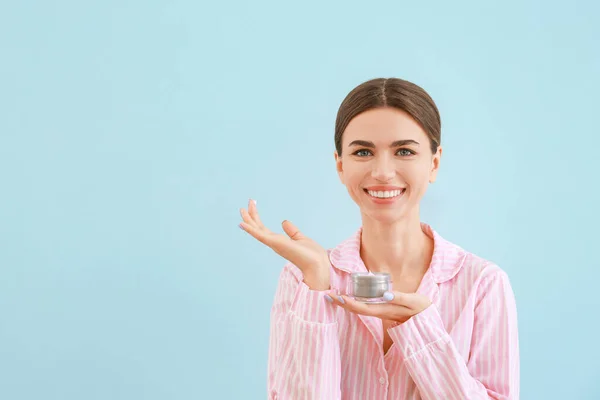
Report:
239,78,520,400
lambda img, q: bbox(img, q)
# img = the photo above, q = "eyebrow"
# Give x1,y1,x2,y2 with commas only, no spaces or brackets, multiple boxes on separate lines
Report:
347,139,420,148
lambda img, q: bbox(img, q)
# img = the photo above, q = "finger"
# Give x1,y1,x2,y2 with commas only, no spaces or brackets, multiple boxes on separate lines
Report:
239,221,270,245
239,221,289,255
240,208,260,229
282,220,305,241
329,294,352,308
382,291,407,305
247,199,265,228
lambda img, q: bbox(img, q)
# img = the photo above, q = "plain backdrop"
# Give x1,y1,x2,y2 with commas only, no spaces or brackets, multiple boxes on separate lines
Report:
1,1,599,399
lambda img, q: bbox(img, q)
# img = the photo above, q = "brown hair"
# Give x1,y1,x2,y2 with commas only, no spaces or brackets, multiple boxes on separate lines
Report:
334,78,441,155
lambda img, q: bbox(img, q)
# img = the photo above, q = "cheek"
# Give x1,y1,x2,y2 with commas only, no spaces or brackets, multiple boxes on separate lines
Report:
347,181,364,200
404,162,430,182
342,168,366,199
341,165,363,185
405,167,432,195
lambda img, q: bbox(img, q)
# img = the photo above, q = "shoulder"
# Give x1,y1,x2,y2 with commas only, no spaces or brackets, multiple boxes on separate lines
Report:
461,250,507,282
432,227,513,296
427,223,506,280
448,244,516,307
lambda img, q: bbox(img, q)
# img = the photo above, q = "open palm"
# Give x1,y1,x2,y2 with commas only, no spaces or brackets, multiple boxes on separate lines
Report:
239,200,330,283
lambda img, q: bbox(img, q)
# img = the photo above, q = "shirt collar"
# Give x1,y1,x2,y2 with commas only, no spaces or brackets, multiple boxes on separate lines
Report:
327,222,467,284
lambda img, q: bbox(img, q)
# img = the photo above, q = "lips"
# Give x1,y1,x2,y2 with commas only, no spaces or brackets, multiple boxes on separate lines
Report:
363,188,406,201
364,188,405,197
363,185,405,192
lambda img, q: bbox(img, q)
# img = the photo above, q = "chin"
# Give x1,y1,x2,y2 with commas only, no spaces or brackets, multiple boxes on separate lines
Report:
362,208,412,224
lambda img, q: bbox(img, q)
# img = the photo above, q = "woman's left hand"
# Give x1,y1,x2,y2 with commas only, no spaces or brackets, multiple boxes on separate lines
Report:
325,291,432,323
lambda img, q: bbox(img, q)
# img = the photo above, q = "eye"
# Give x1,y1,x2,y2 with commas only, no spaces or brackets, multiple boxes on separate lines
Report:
397,148,415,156
352,149,372,157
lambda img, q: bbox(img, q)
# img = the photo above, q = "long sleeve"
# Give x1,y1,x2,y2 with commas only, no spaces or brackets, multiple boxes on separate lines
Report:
267,262,342,400
388,269,520,400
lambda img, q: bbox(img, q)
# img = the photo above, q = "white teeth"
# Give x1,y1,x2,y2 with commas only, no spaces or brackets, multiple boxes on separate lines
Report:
367,189,404,198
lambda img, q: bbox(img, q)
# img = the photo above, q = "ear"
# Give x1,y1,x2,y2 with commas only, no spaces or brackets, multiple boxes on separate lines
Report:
429,146,442,183
334,151,345,184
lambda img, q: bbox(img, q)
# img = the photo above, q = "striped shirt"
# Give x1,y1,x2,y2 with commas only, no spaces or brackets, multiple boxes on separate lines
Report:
267,223,520,399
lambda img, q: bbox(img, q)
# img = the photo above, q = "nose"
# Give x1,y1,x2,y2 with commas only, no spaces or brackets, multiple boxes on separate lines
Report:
371,154,395,182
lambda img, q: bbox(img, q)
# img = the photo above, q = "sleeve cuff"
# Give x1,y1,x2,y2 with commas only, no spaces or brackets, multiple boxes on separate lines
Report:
289,280,337,324
387,304,450,358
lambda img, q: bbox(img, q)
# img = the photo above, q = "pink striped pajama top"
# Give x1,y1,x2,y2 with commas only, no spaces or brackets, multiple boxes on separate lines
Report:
267,223,520,399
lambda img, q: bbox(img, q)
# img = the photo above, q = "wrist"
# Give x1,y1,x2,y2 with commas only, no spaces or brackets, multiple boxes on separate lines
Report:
302,269,330,291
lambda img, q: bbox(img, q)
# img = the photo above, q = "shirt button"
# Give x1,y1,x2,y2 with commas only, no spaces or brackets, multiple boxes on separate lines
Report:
379,377,386,385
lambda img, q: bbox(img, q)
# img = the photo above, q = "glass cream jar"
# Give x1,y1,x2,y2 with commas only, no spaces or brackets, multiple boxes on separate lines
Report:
347,272,393,303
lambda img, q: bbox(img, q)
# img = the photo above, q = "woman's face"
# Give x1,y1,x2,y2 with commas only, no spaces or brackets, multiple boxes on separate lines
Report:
335,107,442,223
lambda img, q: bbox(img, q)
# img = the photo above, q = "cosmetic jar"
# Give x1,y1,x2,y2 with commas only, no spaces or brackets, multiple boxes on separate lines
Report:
348,272,393,303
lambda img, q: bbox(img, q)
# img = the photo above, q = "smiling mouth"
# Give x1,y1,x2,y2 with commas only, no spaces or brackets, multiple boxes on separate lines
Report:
363,188,406,199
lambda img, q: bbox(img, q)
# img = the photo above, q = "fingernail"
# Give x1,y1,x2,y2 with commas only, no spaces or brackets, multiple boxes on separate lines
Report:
337,296,345,304
250,199,256,206
238,224,245,231
383,291,394,301
324,295,333,303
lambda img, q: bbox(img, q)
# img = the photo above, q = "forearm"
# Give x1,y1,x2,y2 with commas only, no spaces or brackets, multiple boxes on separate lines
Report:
268,265,342,399
389,304,518,400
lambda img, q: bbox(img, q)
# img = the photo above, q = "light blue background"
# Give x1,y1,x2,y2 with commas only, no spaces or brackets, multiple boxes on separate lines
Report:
1,1,598,399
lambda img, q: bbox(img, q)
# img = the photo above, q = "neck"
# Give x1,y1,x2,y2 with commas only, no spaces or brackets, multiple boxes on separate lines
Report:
359,212,433,277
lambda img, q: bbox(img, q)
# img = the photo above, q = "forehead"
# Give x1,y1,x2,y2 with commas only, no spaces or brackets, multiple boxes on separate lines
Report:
342,107,427,145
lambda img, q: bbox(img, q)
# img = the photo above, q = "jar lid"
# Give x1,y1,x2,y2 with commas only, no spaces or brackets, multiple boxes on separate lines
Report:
351,272,391,283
